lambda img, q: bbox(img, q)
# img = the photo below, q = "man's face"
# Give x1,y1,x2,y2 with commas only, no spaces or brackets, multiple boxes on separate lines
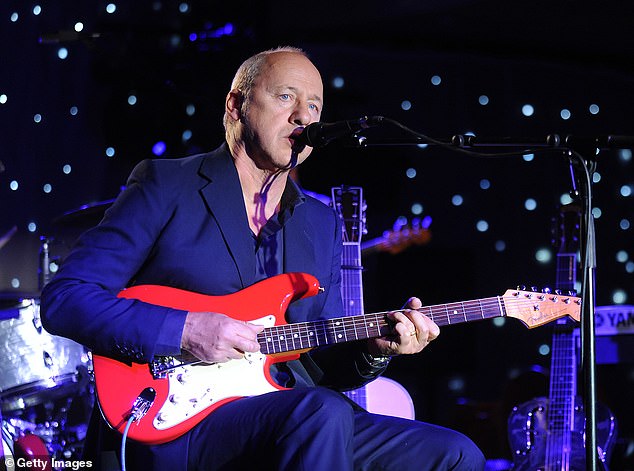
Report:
240,52,323,171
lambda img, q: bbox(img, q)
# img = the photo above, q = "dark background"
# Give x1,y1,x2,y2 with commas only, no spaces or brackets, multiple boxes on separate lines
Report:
1,1,633,467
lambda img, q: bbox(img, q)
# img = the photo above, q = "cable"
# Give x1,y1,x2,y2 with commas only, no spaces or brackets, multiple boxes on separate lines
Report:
119,387,156,471
120,416,135,471
380,117,565,159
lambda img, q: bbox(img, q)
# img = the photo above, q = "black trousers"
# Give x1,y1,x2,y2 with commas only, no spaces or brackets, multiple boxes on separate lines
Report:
86,387,485,471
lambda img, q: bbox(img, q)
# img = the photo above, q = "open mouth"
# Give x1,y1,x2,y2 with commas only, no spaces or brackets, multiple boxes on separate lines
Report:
289,127,306,151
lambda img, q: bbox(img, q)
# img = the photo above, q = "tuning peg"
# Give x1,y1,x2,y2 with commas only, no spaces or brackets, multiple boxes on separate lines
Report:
542,287,552,294
555,289,562,295
531,286,538,292
567,290,577,296
517,285,527,291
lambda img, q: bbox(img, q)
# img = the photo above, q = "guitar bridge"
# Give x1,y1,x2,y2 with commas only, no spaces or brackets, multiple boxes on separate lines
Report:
151,356,192,379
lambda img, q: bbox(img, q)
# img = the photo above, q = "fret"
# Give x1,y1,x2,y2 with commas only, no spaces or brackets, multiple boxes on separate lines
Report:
496,296,505,320
289,322,300,351
440,303,449,325
480,297,500,320
305,322,317,347
312,320,327,347
444,303,458,324
342,317,351,342
476,298,484,321
362,313,371,339
352,315,368,340
276,325,284,353
260,329,274,354
460,301,476,322
283,325,292,352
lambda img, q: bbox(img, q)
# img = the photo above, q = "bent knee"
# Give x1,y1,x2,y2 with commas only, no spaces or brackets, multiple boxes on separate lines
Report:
302,387,354,416
450,432,486,470
289,387,355,427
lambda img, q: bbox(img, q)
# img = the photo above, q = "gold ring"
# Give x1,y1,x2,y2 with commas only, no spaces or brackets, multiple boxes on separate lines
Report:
410,330,417,337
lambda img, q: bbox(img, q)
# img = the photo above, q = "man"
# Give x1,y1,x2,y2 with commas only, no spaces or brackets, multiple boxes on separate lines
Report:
41,47,485,470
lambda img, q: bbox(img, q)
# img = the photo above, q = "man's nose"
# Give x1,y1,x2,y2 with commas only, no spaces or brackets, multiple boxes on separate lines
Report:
291,102,312,126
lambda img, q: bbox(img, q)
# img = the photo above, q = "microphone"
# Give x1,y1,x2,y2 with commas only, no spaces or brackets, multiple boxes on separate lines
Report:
295,116,384,148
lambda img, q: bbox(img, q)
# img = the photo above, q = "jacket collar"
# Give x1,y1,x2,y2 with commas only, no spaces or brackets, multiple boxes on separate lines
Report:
197,144,316,288
198,144,256,288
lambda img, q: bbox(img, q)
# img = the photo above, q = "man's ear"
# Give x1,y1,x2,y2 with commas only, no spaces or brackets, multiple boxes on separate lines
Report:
226,89,243,121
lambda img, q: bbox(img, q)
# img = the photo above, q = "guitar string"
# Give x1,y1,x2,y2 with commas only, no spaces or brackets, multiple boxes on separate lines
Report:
159,296,579,371
545,244,577,468
341,226,365,405
545,326,577,468
256,296,580,354
259,296,577,338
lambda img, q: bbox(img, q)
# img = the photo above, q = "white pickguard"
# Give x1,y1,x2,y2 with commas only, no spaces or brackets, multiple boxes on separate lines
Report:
153,315,277,430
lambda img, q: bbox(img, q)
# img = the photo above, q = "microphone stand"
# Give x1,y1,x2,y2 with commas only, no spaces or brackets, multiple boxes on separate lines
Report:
347,128,634,470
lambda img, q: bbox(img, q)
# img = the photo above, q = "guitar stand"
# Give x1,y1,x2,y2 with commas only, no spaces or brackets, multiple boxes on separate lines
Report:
346,122,634,471
567,147,601,471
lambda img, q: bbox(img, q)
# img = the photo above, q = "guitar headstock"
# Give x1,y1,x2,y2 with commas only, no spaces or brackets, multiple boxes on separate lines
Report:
552,203,581,254
502,288,582,328
373,216,432,254
331,186,366,244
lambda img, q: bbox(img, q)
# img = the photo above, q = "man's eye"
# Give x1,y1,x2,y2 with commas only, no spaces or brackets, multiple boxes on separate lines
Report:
309,103,319,112
280,94,291,100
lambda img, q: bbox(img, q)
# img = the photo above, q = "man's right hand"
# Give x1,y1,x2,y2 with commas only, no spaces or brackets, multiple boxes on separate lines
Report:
180,311,264,363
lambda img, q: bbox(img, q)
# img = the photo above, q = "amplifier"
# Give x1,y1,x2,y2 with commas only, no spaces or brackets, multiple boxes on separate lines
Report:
576,305,634,364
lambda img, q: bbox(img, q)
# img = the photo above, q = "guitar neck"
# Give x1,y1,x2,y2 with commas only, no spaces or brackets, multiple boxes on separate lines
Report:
257,295,510,356
555,251,577,295
545,250,579,454
544,203,581,466
342,243,364,317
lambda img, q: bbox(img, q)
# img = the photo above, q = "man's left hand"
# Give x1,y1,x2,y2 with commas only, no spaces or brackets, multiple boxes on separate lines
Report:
366,297,440,357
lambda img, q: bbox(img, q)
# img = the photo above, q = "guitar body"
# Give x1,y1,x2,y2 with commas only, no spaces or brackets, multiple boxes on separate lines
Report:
93,272,320,445
363,377,416,420
332,185,416,420
508,395,617,470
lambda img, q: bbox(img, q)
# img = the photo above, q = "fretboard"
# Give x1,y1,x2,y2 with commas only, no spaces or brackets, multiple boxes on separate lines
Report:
257,296,507,355
342,243,364,317
545,250,578,466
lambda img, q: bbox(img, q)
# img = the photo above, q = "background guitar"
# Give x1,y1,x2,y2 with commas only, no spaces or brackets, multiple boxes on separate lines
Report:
332,185,416,420
507,203,617,470
361,216,431,256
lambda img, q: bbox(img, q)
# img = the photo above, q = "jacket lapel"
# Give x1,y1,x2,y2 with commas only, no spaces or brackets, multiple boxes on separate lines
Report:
198,146,256,289
283,196,317,276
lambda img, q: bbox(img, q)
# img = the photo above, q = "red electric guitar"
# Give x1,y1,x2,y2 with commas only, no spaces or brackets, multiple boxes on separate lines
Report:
332,185,415,419
92,273,581,445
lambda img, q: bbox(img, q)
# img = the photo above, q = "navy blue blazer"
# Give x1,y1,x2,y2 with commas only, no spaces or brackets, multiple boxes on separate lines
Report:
41,144,378,389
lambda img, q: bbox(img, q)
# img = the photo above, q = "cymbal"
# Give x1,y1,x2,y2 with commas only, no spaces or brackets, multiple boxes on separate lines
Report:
0,294,37,313
53,199,114,227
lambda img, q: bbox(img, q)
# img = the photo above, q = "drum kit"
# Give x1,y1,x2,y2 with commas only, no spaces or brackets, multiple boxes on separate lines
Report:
1,200,112,468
